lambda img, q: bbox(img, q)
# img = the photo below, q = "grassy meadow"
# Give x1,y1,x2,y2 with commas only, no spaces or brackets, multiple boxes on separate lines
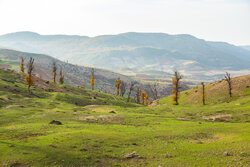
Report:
0,68,249,167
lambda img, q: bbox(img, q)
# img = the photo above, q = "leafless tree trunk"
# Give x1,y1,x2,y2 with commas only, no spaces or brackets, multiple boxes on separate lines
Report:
52,61,57,84
172,71,182,105
20,57,25,72
201,82,205,105
225,72,232,97
135,88,140,104
149,81,159,100
119,81,126,97
127,82,136,102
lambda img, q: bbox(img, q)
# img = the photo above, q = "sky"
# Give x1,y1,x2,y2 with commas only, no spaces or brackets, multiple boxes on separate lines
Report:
0,0,249,45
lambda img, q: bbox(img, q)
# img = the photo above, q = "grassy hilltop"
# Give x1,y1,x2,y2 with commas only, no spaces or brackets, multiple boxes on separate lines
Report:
0,68,249,167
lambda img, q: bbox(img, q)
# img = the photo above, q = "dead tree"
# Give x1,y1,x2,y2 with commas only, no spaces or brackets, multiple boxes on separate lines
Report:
172,71,182,105
25,57,35,93
225,72,232,97
149,81,159,100
20,57,25,73
201,82,205,105
119,81,126,97
52,61,57,84
59,68,64,84
135,88,141,104
127,81,136,102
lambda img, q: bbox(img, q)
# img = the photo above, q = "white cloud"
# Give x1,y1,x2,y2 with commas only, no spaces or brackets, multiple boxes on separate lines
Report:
0,0,249,45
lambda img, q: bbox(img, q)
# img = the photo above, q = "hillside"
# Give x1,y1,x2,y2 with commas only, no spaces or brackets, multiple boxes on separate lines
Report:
155,74,250,122
0,49,134,94
0,32,250,80
0,48,192,99
0,68,138,107
0,68,249,167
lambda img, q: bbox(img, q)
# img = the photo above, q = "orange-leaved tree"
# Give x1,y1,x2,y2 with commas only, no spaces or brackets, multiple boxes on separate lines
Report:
115,77,121,95
172,71,182,105
90,68,95,90
25,57,34,93
144,92,149,105
52,62,57,84
20,57,25,73
140,90,146,105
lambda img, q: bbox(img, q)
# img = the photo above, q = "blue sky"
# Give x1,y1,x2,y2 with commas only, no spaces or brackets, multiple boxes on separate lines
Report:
0,0,249,45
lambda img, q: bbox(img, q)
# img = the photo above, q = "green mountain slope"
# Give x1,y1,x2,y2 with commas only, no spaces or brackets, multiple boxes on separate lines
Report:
0,68,249,167
0,68,137,108
0,48,194,99
0,48,134,94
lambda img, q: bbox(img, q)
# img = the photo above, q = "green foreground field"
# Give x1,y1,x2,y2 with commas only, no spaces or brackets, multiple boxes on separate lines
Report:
0,69,249,167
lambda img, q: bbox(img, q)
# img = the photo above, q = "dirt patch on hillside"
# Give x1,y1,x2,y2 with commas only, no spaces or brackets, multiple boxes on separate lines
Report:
78,114,124,124
0,64,11,69
79,115,112,121
33,76,67,92
177,117,192,121
149,100,159,107
203,114,231,122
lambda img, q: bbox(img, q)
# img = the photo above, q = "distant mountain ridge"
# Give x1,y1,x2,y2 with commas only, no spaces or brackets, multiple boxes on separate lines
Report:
0,31,250,77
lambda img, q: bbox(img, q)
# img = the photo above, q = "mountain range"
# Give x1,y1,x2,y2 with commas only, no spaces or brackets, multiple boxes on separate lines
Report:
0,31,250,79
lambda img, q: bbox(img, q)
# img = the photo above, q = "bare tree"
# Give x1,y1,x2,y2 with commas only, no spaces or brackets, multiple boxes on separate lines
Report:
52,61,57,84
127,81,136,102
20,57,25,73
201,82,205,105
119,81,126,97
225,72,232,97
59,68,64,84
172,71,182,105
135,88,141,104
149,81,159,100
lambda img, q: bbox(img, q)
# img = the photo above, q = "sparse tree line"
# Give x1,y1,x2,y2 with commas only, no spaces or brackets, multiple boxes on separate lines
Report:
170,71,233,106
20,58,65,93
19,57,233,105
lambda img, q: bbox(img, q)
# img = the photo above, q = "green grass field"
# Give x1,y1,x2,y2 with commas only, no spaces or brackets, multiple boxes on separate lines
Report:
0,69,249,167
0,59,19,68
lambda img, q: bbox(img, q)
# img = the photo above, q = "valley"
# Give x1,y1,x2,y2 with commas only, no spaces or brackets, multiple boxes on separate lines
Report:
0,67,249,167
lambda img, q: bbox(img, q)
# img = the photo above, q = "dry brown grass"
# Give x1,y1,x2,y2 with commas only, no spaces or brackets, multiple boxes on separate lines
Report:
182,74,250,104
